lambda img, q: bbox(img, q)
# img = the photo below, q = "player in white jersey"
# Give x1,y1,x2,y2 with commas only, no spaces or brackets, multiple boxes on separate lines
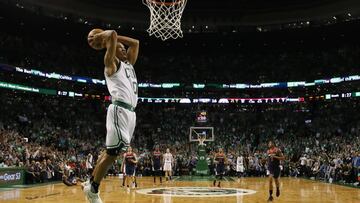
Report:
236,152,245,181
86,153,94,176
82,28,139,203
163,148,174,182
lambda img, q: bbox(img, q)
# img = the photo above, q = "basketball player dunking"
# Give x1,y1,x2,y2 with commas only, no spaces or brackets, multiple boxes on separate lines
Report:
213,148,227,187
82,29,139,203
267,141,285,202
152,146,163,185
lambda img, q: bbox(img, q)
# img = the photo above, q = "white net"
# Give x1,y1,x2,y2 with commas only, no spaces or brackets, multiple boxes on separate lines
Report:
143,0,187,41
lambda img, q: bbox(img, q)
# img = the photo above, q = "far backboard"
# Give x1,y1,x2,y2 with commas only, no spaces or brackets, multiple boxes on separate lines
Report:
189,127,214,142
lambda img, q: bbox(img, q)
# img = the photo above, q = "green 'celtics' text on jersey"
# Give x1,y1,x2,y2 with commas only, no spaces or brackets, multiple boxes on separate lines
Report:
105,61,138,107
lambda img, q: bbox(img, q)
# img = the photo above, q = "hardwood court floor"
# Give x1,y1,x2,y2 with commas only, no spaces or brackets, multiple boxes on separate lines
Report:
1,177,359,203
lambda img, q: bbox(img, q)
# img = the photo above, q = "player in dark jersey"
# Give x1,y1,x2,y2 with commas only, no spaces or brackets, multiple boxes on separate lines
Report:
213,148,227,187
267,141,285,202
121,147,137,189
152,146,163,185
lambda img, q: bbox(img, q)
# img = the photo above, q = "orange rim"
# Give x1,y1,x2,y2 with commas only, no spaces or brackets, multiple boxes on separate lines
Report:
149,0,184,6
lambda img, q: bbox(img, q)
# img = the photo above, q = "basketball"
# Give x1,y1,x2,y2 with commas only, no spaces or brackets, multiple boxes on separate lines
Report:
87,28,104,50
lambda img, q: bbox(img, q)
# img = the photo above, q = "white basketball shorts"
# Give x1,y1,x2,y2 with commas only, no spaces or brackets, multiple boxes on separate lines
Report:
106,104,136,149
236,165,245,173
163,163,172,171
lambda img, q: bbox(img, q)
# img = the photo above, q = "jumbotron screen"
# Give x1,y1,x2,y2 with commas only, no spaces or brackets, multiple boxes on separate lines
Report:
196,111,208,123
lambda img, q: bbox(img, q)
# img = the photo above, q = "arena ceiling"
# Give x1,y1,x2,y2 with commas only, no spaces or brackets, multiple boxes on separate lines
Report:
1,0,360,28
84,0,336,12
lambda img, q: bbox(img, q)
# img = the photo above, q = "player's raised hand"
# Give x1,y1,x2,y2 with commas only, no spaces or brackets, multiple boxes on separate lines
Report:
87,28,106,50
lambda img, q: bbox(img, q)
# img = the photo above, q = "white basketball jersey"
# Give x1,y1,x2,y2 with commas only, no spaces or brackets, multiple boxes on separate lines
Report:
105,61,138,107
164,153,173,163
237,156,244,166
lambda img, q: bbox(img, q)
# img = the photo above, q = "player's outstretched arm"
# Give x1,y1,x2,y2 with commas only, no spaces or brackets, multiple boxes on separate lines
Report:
133,154,138,164
213,155,218,165
278,152,285,160
102,30,118,76
117,35,139,66
272,151,285,161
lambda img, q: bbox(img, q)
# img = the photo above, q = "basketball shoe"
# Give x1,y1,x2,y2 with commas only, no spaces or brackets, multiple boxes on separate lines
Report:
83,183,103,203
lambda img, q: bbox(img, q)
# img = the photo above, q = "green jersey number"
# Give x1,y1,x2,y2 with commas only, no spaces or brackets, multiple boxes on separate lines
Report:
125,68,138,95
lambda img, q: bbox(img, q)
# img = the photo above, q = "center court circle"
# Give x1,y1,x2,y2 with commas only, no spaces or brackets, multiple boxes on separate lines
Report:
136,187,257,197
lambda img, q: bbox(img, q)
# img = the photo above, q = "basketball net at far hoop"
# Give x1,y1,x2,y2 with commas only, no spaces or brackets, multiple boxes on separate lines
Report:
197,135,206,146
189,127,214,144
143,0,187,41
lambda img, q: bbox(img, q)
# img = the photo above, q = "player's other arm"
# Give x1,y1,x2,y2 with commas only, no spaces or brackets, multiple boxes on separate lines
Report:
272,150,285,161
101,30,118,77
151,157,154,170
133,154,138,164
213,154,218,165
117,35,139,66
88,29,118,76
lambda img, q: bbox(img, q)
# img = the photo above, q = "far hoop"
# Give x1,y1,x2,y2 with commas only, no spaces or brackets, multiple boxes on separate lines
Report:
189,127,214,142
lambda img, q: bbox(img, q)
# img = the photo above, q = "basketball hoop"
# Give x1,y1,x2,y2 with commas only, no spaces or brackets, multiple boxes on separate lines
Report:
142,0,187,41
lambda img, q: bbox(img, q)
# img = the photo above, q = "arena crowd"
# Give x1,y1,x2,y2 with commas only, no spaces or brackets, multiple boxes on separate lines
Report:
1,92,359,186
1,16,360,187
